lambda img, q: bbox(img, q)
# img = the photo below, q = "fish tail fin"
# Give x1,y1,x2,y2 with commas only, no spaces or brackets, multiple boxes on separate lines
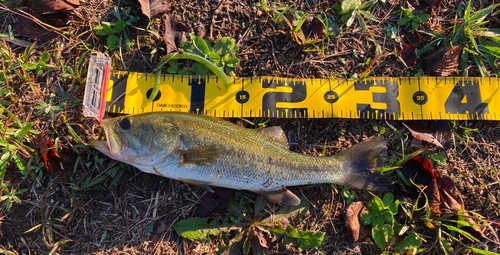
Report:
332,136,393,192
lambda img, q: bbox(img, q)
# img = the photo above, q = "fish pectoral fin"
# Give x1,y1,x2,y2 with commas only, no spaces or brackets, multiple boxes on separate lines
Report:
178,178,215,193
257,126,289,149
258,187,300,206
179,146,219,166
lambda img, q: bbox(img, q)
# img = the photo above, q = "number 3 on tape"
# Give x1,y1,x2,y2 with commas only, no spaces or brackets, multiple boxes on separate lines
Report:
83,60,500,121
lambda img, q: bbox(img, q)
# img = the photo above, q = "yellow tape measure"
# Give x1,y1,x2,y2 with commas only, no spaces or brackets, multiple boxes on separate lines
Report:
83,54,500,121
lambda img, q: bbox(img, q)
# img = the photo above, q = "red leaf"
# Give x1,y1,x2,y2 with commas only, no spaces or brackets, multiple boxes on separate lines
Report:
407,32,422,47
400,43,417,66
36,133,62,172
198,187,232,217
399,156,435,189
301,17,324,39
426,0,441,7
138,0,170,20
424,45,465,76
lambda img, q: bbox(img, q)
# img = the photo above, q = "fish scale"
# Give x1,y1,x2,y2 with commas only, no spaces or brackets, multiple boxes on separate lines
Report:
89,111,393,205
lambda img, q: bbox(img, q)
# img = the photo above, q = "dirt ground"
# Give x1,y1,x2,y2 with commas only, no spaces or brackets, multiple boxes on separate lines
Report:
0,0,499,254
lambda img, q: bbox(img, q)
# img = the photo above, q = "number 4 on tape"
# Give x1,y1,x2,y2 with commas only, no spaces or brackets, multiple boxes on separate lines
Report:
84,65,500,121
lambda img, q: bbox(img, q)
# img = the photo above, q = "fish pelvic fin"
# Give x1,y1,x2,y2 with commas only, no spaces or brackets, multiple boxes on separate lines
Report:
258,187,301,206
334,136,393,192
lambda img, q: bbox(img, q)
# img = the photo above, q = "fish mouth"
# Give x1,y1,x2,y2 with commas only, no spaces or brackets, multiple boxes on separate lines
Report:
88,120,123,158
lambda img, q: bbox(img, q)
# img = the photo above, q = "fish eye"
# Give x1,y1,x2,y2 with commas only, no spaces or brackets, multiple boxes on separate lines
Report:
120,118,131,130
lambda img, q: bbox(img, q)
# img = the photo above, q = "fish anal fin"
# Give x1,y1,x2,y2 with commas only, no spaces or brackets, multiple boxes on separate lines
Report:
258,126,289,149
179,146,219,166
178,178,215,193
258,187,300,206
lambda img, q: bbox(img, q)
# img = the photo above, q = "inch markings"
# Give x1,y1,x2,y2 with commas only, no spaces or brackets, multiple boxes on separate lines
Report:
103,74,500,120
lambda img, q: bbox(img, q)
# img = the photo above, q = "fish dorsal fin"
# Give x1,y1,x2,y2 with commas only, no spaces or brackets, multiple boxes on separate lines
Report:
179,146,219,166
258,187,300,206
178,178,215,193
258,126,289,149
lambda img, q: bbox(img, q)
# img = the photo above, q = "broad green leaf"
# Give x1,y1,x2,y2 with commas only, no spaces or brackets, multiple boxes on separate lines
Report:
339,0,362,15
167,67,178,74
41,52,50,63
102,24,113,35
224,55,240,68
94,26,110,36
388,200,399,215
382,193,394,208
265,223,324,249
225,67,236,77
372,226,385,250
393,230,422,250
360,212,375,225
215,37,236,55
414,13,429,22
173,217,242,241
112,20,126,34
382,210,394,227
261,198,309,225
371,193,385,212
194,64,210,76
107,35,119,50
168,59,179,69
212,40,223,53
194,36,210,56
381,223,393,243
207,52,220,61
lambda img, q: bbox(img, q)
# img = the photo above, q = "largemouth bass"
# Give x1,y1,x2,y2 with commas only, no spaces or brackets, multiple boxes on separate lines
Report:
89,112,392,205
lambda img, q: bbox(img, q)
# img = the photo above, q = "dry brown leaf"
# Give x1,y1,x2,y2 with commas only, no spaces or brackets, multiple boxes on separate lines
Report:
164,14,189,53
150,215,170,242
138,0,170,20
26,0,80,14
12,13,60,41
254,227,268,249
345,201,370,243
198,187,232,218
424,45,465,76
403,121,452,149
428,179,441,217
